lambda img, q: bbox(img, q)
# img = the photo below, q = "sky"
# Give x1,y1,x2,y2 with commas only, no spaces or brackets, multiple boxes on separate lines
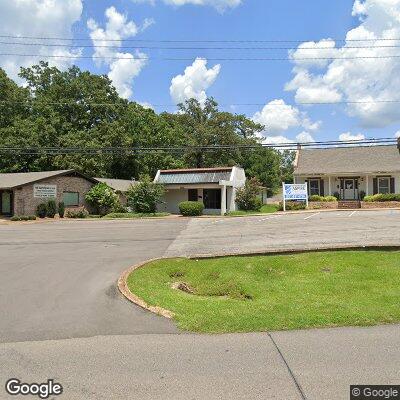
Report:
1,0,400,144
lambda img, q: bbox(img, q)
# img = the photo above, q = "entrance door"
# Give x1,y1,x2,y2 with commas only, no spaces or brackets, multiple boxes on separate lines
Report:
1,191,12,215
343,179,358,200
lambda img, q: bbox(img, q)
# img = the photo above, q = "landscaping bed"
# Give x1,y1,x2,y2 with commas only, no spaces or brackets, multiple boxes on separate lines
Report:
127,250,400,333
361,201,400,209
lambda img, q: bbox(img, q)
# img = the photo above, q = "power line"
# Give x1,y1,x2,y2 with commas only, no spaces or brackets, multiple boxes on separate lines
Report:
1,34,400,43
2,53,400,61
2,99,400,108
3,40,400,51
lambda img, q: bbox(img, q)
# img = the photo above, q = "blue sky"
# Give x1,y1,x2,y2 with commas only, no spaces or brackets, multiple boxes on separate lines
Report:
1,0,400,143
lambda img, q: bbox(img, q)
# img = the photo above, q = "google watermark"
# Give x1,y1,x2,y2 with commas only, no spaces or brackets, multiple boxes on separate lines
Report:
5,379,63,399
351,385,400,400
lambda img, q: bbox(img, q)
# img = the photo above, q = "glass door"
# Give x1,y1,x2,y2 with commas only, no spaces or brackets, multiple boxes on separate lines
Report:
344,179,356,200
1,191,12,215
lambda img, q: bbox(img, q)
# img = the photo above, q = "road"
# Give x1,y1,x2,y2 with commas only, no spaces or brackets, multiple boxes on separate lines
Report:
1,210,400,399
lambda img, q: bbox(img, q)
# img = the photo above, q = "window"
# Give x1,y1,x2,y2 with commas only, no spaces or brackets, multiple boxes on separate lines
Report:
188,189,198,202
378,177,390,194
63,192,79,207
203,189,221,209
309,179,321,196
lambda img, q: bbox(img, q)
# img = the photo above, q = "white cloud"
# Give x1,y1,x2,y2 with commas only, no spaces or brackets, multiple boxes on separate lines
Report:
131,0,241,12
339,132,366,141
296,131,315,143
286,0,400,128
0,0,83,82
252,99,321,135
88,7,149,99
170,58,221,105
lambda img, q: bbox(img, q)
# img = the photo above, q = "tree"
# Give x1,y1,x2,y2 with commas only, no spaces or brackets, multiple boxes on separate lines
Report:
85,183,119,215
127,175,165,213
235,178,263,211
280,150,295,183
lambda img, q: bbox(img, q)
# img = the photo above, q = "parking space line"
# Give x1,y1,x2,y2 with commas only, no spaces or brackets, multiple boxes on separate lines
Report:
348,211,357,217
304,212,320,220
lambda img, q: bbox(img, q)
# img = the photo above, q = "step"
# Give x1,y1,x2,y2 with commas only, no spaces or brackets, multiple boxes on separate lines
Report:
338,201,361,209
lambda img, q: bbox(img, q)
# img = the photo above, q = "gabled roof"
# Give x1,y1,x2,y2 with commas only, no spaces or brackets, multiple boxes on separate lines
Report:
0,170,97,189
95,177,137,192
294,145,400,175
156,167,234,185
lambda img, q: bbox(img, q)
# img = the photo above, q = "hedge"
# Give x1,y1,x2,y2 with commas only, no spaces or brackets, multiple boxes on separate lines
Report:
179,201,204,216
309,195,337,202
10,215,36,221
279,201,306,211
363,194,400,202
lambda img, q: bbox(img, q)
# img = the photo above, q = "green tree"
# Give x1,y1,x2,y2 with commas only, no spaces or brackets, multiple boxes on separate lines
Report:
127,175,165,213
85,182,119,215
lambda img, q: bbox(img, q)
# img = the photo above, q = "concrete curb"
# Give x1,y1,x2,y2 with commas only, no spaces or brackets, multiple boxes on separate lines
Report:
117,258,175,319
118,245,400,319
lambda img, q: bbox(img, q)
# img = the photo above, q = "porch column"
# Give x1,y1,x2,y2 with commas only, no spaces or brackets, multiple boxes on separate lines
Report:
221,185,227,215
328,176,332,196
366,175,369,195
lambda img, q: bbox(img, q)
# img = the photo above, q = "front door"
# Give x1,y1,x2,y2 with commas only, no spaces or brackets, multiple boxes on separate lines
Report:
0,191,12,215
343,179,358,200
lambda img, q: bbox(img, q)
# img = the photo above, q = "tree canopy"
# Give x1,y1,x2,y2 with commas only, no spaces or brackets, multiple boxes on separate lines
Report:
0,62,293,194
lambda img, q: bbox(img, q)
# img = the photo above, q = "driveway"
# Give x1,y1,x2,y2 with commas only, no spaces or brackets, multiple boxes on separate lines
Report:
1,210,400,399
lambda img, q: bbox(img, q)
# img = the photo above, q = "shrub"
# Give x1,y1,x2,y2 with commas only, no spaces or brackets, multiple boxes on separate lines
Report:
112,200,128,214
58,202,65,218
11,215,36,221
36,203,47,218
236,177,263,211
363,193,400,202
179,201,204,216
359,190,366,201
46,199,57,218
127,175,165,213
309,195,337,202
85,182,119,216
279,201,306,211
65,208,89,218
333,192,340,200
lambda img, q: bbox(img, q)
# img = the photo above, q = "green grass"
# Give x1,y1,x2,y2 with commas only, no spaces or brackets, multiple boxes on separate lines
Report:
103,212,169,219
227,204,279,216
127,250,400,333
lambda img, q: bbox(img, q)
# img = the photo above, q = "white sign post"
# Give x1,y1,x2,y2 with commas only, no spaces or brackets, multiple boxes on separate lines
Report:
282,182,308,211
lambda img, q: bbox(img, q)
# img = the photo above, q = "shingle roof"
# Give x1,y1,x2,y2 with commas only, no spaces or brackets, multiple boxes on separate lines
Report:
0,170,75,189
94,178,137,192
157,167,233,185
294,145,400,175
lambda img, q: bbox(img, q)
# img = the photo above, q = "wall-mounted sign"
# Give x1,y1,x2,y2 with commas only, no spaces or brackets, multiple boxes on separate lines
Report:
33,184,57,199
282,183,308,211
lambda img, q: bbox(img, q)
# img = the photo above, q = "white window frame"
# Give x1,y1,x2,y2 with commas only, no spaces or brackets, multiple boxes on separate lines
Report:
378,177,390,194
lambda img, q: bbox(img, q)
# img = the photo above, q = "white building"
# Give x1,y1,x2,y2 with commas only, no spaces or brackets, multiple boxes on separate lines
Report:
293,144,400,201
154,167,246,215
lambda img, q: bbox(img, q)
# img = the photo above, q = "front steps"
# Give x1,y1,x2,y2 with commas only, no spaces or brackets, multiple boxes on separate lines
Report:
338,200,361,209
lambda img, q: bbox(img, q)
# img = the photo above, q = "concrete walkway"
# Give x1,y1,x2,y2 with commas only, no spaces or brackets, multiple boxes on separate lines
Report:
1,211,400,399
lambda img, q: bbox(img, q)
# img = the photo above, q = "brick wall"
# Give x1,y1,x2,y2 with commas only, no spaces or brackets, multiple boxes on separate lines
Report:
308,201,338,209
13,175,95,216
361,201,400,209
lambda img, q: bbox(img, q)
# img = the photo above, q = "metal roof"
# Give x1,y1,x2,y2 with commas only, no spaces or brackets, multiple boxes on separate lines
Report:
294,145,400,175
157,168,233,185
94,178,137,192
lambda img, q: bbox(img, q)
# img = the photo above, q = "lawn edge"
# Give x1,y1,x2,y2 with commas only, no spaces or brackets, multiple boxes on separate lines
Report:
118,245,400,322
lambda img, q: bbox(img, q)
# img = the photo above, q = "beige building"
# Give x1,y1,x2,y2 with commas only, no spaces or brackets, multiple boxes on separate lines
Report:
154,166,246,215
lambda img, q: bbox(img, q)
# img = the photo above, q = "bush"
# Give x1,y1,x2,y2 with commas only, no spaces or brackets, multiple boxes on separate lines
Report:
333,192,340,200
359,190,366,201
85,183,119,216
65,208,89,218
279,201,306,211
36,203,47,218
46,199,57,218
236,177,263,211
112,200,128,214
58,202,65,218
11,215,36,221
179,201,204,216
363,193,400,202
309,195,337,202
127,175,165,213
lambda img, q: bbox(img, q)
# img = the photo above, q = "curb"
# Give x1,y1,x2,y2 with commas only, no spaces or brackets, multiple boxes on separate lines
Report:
118,245,400,319
118,258,175,319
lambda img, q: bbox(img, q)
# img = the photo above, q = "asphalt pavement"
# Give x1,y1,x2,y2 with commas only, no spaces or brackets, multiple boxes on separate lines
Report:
1,210,399,399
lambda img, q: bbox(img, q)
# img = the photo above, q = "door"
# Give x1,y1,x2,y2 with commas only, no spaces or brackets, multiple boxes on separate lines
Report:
344,179,357,200
1,191,12,215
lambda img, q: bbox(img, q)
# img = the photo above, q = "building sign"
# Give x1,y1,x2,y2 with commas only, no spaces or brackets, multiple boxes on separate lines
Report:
282,183,308,211
33,184,57,199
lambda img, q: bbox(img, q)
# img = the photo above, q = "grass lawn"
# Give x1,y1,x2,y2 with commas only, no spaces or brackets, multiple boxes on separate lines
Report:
103,212,169,219
227,204,279,216
127,250,400,333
